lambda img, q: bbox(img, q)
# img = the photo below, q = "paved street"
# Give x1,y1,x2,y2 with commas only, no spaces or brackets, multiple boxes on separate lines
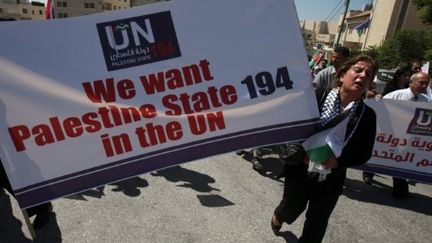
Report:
1,151,432,242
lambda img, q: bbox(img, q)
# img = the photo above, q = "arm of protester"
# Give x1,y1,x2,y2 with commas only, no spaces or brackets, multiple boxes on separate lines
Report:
312,70,324,88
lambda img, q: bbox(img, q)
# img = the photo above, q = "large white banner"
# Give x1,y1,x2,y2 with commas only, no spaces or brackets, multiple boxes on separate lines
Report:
362,99,432,183
0,0,318,208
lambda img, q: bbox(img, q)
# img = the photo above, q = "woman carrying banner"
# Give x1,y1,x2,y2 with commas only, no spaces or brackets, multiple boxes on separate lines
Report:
270,55,378,243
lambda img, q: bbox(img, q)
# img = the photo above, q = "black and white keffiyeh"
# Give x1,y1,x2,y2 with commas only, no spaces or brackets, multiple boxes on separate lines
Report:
319,88,360,126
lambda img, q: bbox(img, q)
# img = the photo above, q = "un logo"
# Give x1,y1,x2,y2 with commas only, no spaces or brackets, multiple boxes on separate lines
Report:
407,108,432,136
97,11,181,71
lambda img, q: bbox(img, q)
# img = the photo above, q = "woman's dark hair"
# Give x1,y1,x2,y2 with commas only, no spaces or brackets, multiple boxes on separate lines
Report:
334,55,378,87
380,65,411,95
391,65,411,87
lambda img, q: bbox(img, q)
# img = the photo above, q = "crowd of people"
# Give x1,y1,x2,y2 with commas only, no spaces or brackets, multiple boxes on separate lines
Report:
0,22,429,239
235,46,431,242
363,61,430,199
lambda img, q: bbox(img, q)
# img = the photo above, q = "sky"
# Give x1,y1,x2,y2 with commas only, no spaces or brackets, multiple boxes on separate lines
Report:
294,0,372,21
37,0,371,22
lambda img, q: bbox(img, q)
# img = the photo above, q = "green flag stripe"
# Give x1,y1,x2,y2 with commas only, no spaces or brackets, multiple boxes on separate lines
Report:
306,145,333,163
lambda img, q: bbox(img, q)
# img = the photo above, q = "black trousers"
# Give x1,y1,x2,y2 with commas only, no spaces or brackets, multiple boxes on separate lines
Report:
392,177,409,196
363,172,409,195
274,164,340,243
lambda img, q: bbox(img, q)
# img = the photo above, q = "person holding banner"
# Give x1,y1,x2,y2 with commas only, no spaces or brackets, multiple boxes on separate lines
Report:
363,66,412,185
271,55,378,243
383,71,431,198
0,161,54,230
0,18,53,232
392,71,431,103
0,17,54,232
363,69,431,198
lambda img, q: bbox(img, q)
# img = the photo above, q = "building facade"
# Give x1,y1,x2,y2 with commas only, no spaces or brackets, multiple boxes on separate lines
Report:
54,0,131,18
300,20,338,54
52,0,169,18
363,0,432,49
302,0,432,54
0,0,45,20
337,10,371,50
0,0,170,20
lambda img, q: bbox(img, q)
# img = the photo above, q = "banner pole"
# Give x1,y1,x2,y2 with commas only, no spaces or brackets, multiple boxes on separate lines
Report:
21,209,36,240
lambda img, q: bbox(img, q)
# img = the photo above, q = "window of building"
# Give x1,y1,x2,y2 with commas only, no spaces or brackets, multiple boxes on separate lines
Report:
113,5,117,10
57,1,67,8
22,8,28,14
0,8,3,13
39,10,43,15
84,2,96,8
58,12,68,18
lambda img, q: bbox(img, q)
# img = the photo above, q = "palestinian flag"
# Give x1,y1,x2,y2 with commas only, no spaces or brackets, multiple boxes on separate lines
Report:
302,104,353,163
309,52,324,68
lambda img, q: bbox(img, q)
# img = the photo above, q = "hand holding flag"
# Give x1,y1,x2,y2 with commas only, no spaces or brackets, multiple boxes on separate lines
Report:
302,102,354,181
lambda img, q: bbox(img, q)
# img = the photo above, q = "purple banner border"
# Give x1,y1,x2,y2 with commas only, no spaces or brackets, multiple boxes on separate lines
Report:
14,119,319,208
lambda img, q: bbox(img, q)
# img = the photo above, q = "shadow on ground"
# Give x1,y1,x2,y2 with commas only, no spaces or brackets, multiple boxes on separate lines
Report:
0,189,62,242
65,176,149,200
343,177,432,216
151,165,220,193
110,177,149,197
151,165,234,207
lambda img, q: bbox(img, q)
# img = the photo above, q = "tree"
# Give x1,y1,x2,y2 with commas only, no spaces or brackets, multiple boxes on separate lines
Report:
412,0,432,24
363,30,432,68
362,46,379,61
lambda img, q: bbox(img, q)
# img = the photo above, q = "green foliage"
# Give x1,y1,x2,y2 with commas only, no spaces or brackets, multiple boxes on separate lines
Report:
362,46,379,60
413,0,432,24
358,30,432,68
350,48,362,57
425,49,432,60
